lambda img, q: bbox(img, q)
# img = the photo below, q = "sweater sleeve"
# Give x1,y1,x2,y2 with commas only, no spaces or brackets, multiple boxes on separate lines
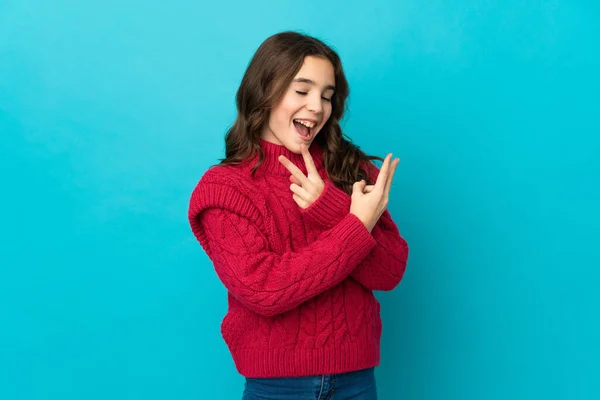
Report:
300,162,409,291
300,179,351,228
350,209,409,291
197,208,376,317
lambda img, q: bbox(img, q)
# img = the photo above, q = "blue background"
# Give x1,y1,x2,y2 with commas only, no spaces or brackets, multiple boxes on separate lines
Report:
1,1,598,399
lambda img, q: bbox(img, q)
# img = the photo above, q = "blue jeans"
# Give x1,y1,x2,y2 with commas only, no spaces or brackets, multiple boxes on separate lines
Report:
242,367,377,400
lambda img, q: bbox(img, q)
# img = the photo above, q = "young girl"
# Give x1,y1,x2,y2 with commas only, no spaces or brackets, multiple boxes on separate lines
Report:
188,31,409,400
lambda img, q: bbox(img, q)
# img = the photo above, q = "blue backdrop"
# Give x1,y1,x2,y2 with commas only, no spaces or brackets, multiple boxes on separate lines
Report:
1,1,598,399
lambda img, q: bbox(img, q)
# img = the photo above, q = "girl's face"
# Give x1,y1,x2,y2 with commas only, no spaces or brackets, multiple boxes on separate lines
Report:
261,56,335,153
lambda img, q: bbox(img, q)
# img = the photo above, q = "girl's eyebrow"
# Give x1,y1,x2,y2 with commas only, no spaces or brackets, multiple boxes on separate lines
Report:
293,77,335,92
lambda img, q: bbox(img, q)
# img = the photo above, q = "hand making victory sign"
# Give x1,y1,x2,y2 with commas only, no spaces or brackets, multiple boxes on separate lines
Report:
278,144,325,209
279,144,400,233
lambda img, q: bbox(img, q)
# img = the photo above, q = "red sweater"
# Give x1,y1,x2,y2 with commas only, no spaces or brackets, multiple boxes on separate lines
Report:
188,139,409,378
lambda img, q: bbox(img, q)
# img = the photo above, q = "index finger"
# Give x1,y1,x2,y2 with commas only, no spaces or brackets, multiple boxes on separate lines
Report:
384,158,400,196
375,154,393,190
278,155,308,184
300,144,319,176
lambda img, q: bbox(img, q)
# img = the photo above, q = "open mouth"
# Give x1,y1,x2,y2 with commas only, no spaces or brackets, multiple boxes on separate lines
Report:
293,119,317,140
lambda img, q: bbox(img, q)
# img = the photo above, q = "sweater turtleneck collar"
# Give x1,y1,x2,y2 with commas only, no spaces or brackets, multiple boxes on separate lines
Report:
248,139,325,177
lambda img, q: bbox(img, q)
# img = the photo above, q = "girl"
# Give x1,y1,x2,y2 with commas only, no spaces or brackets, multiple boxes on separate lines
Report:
188,31,409,400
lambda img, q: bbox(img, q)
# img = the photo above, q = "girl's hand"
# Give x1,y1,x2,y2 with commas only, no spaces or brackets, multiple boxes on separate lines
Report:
350,154,400,233
279,144,325,209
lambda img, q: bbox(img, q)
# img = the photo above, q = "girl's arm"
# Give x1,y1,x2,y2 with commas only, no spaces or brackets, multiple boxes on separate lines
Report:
301,163,409,291
197,208,376,316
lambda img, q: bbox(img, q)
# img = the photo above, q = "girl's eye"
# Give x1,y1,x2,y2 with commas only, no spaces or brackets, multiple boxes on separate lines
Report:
296,91,332,102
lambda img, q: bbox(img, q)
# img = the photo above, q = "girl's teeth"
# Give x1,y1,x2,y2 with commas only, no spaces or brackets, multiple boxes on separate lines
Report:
295,119,316,128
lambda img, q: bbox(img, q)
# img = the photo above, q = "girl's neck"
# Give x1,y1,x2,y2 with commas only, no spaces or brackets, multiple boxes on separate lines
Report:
253,138,325,176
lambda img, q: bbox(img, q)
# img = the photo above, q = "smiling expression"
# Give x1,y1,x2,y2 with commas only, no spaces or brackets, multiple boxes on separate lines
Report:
261,56,336,153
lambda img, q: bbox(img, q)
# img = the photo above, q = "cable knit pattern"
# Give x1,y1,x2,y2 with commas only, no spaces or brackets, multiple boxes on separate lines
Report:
188,139,409,378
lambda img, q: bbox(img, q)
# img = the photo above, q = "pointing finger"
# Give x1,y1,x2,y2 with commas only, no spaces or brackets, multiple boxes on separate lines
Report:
300,144,318,177
375,154,392,190
279,155,308,185
384,158,400,196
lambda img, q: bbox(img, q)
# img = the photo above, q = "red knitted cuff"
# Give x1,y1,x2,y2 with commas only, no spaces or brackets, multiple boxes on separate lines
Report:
301,180,351,228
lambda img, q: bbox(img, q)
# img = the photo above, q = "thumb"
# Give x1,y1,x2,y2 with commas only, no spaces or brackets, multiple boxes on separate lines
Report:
364,185,375,193
353,180,366,194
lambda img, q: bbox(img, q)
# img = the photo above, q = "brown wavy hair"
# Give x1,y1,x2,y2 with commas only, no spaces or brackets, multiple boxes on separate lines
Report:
219,31,381,194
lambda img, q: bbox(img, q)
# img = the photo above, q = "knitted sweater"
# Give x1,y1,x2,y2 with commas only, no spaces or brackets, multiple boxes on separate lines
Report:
188,139,409,378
